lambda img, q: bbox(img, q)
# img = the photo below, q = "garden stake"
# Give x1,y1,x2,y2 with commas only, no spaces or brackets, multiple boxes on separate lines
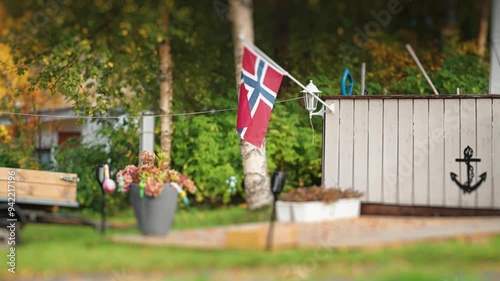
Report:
95,164,106,234
266,172,286,251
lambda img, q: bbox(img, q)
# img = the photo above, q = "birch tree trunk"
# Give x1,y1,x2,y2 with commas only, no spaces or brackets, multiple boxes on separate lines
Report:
229,0,273,210
159,7,173,166
477,0,490,58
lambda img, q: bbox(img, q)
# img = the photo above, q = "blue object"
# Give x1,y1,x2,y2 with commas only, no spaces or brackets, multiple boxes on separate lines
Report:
182,197,190,207
341,68,354,96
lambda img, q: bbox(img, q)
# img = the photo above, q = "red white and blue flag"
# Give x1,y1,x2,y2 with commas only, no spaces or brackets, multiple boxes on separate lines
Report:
236,44,284,148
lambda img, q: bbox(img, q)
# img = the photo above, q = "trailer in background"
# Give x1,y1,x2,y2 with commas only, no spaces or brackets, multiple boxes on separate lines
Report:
0,167,97,247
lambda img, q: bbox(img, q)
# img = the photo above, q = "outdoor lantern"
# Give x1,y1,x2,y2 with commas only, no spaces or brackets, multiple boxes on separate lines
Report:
95,164,108,234
271,171,286,197
301,80,323,117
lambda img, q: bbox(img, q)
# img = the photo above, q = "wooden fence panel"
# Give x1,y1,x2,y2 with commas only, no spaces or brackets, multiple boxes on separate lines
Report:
338,100,355,189
493,99,500,208
398,99,414,205
443,99,461,207
353,100,369,197
428,99,445,205
323,100,340,189
459,99,477,208
382,100,398,204
367,99,383,202
413,99,429,205
476,99,493,208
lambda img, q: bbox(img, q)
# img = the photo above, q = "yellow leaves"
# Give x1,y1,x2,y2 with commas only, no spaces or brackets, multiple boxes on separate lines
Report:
79,39,91,52
456,39,478,56
0,43,29,99
103,61,114,69
18,156,40,170
156,35,164,43
138,28,148,38
0,125,11,144
120,21,131,37
0,2,11,33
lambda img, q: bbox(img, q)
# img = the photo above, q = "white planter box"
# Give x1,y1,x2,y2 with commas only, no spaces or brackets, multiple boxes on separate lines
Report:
276,199,361,223
292,201,326,222
323,198,361,220
275,201,293,222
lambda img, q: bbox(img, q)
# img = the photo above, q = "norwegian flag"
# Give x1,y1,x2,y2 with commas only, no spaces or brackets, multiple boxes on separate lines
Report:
236,44,284,148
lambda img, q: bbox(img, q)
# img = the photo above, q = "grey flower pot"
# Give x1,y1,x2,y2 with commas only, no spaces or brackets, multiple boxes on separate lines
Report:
130,183,178,236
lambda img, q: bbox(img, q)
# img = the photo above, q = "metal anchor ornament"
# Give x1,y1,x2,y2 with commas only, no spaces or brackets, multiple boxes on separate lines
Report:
450,146,487,194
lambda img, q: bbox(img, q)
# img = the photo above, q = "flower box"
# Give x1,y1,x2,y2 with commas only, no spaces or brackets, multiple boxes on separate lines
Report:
276,198,361,223
275,186,363,223
275,201,293,222
322,198,361,220
291,201,326,222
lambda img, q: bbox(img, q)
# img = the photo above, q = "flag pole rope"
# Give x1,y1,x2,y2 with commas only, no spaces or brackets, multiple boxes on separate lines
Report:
239,35,335,113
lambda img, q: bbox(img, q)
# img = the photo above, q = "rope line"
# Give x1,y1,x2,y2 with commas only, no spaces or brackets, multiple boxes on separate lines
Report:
0,97,304,120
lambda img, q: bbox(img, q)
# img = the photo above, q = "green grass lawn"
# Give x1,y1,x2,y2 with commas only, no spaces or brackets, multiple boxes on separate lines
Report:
1,207,500,281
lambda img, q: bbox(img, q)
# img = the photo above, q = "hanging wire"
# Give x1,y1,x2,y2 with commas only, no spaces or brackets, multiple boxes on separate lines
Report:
0,96,304,120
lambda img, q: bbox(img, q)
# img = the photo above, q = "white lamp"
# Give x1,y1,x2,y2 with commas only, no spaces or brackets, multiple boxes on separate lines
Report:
301,80,324,118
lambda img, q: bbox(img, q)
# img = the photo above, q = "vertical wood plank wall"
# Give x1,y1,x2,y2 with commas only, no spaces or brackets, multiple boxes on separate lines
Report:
323,96,500,209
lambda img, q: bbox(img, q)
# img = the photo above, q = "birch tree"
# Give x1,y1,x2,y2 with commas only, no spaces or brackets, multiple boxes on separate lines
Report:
159,3,174,166
229,0,273,210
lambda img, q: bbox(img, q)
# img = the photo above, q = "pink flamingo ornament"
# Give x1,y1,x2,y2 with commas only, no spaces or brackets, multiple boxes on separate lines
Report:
102,164,116,194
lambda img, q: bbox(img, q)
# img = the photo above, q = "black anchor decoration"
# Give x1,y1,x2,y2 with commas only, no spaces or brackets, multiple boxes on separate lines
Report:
450,145,487,194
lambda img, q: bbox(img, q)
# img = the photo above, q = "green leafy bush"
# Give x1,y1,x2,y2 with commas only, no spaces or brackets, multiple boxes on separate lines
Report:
53,138,113,212
266,101,323,191
172,113,243,206
433,54,489,94
0,144,20,168
53,118,140,213
392,54,488,95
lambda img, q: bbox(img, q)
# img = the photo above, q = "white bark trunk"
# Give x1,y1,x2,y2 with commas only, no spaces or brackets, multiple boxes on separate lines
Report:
229,0,273,210
159,10,173,166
